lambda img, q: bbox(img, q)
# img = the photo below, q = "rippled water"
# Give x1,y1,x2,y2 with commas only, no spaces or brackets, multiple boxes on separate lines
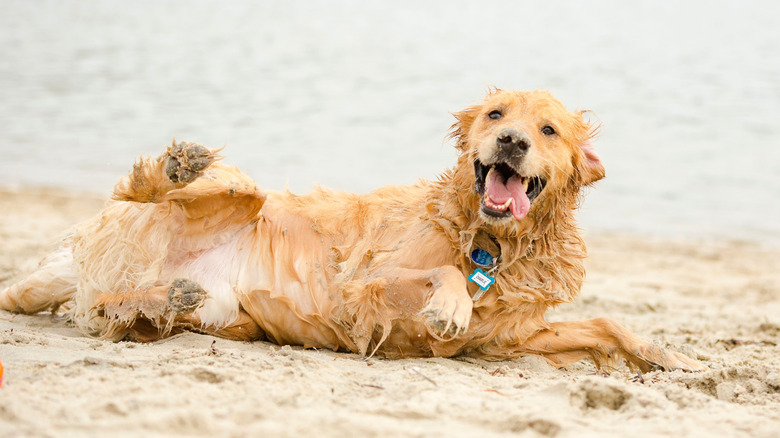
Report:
1,0,778,243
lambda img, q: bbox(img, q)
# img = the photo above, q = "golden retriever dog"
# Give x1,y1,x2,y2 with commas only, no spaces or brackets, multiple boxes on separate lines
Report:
0,89,705,372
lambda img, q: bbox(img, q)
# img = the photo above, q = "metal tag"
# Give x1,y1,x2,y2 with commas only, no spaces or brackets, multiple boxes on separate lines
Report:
470,248,495,267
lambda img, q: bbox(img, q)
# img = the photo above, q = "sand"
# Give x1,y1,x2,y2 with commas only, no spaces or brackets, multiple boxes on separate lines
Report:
1,188,779,438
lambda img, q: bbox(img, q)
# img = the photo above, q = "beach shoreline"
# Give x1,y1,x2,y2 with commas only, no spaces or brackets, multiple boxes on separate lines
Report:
1,187,779,437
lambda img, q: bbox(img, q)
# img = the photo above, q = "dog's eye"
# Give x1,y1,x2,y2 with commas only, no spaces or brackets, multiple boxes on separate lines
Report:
487,110,502,120
541,125,556,136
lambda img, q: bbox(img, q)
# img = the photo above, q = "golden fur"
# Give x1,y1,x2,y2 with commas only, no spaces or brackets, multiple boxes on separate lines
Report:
0,90,705,372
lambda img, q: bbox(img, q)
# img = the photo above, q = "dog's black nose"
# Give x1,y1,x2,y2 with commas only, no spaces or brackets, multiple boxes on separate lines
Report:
496,129,531,152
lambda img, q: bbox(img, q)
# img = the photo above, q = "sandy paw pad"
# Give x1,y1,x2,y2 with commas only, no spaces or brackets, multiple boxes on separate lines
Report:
422,290,472,340
164,140,216,184
167,278,206,313
424,311,465,339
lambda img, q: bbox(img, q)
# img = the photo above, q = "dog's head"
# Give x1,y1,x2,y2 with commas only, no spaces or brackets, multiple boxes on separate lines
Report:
450,89,604,226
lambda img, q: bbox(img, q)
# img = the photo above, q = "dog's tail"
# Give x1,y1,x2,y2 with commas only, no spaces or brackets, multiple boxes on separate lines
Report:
0,245,78,314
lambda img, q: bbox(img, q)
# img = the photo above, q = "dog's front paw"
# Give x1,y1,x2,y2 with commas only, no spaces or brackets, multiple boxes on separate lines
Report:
164,140,218,184
422,287,472,340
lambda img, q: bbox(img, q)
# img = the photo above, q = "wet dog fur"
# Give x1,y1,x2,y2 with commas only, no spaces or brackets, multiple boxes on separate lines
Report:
0,89,705,372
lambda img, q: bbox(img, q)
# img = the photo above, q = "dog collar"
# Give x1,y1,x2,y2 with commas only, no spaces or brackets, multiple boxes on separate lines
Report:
468,238,502,301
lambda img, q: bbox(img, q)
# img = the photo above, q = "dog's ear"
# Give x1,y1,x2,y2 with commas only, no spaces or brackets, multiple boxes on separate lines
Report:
449,104,482,153
572,112,605,186
576,137,605,185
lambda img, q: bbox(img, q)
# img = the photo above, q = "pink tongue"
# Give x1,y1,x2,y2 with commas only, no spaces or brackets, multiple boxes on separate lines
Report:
486,170,531,220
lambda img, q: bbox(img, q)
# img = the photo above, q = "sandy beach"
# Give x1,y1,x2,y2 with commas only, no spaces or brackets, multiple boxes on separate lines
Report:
0,188,778,437
1,0,778,435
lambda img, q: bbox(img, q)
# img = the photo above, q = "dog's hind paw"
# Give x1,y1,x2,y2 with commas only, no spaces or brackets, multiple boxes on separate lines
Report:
164,140,218,184
167,279,207,314
422,288,472,341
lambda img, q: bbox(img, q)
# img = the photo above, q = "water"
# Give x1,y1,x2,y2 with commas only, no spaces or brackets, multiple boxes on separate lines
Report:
1,0,779,244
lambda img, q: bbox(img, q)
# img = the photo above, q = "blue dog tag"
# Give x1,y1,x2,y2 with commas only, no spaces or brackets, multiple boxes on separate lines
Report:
470,248,494,267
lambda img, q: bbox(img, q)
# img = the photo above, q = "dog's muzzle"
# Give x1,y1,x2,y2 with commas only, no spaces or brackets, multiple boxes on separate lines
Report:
474,137,546,221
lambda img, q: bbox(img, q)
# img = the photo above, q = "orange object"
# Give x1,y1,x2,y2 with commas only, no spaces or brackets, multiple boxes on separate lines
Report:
0,359,3,387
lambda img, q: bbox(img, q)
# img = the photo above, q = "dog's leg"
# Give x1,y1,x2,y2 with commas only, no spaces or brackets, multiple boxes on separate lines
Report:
518,318,707,372
166,279,263,341
375,266,473,340
112,140,266,223
0,246,77,314
419,266,473,340
93,282,176,341
339,265,472,355
94,278,263,342
112,140,219,203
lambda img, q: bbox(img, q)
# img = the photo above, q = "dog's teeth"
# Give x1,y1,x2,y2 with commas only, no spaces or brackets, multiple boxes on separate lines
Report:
484,193,496,208
503,199,512,208
522,178,530,191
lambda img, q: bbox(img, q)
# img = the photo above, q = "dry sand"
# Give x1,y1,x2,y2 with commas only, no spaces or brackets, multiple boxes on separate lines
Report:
1,188,779,437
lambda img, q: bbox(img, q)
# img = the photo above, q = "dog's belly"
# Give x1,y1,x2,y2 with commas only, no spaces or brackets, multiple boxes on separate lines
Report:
162,233,245,328
164,222,345,349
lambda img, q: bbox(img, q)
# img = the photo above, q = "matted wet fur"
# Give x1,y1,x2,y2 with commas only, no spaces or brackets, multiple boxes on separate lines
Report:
0,90,705,372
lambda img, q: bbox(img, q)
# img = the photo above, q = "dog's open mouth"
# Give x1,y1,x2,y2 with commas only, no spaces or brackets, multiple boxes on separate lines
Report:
474,160,547,220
